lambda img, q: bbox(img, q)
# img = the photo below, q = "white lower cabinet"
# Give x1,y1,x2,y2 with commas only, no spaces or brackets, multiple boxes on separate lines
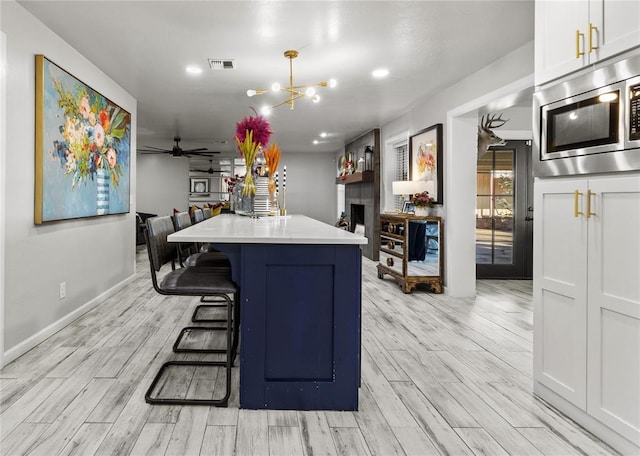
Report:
534,173,640,453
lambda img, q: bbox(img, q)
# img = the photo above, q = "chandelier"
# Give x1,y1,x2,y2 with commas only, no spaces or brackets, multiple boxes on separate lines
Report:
246,50,336,115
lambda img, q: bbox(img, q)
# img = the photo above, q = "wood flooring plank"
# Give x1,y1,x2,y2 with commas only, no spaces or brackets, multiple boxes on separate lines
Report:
361,331,410,382
0,377,66,438
489,382,617,455
25,375,92,424
93,380,152,456
57,422,112,456
391,426,440,456
324,411,358,429
298,411,339,456
206,367,239,426
454,427,510,456
518,427,583,456
268,410,299,427
127,422,174,456
85,378,138,423
331,427,372,456
165,405,209,456
361,350,417,427
24,377,114,456
0,422,49,456
200,425,237,456
353,385,405,456
235,409,269,456
442,381,543,456
391,381,474,456
268,426,305,456
393,350,478,428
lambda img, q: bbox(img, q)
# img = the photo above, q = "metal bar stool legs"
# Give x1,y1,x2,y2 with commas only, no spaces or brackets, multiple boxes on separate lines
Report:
145,295,233,406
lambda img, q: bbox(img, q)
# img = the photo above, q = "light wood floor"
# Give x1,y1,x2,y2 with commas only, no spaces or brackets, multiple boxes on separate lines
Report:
0,246,617,456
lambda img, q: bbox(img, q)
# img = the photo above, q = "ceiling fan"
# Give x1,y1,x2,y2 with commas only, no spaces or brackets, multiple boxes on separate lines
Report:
138,136,220,157
191,160,222,174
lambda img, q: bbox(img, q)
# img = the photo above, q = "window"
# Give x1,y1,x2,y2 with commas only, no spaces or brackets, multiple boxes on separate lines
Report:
394,143,408,210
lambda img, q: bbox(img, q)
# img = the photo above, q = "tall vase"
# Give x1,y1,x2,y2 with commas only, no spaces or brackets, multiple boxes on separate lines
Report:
233,178,254,216
267,175,278,215
96,168,110,215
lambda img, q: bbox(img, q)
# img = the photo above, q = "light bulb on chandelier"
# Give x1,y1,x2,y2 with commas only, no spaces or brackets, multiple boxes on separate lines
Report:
246,49,336,112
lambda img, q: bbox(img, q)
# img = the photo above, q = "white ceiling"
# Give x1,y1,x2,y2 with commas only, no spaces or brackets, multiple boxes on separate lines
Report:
19,0,534,166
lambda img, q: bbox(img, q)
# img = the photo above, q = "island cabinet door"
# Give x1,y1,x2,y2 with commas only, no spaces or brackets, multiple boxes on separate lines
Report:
239,243,362,410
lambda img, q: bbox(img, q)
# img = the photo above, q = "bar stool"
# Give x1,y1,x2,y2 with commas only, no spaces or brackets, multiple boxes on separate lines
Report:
144,216,239,406
173,211,233,322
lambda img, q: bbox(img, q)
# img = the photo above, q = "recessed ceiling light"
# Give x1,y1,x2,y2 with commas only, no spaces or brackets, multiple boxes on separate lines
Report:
372,68,389,78
313,140,319,145
186,65,203,75
320,132,328,138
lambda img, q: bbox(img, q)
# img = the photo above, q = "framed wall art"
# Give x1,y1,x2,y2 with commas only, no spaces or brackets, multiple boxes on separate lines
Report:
190,178,209,193
35,55,131,224
409,123,443,204
402,201,415,214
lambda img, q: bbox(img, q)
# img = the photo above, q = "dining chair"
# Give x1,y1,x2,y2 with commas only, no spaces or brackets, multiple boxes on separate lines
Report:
144,215,239,406
193,208,205,223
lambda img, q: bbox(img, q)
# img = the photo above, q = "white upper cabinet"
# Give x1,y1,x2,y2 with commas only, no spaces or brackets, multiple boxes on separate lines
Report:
536,0,640,85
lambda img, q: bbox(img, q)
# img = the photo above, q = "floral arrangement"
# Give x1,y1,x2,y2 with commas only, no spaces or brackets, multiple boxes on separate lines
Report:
263,142,281,196
416,141,436,175
234,112,273,197
225,174,240,193
51,76,129,189
413,190,434,208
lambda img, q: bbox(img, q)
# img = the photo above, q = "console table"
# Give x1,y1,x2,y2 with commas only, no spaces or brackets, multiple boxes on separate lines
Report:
377,213,443,294
168,214,367,410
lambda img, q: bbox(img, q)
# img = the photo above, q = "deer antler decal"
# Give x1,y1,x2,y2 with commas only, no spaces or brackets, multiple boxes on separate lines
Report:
477,113,509,159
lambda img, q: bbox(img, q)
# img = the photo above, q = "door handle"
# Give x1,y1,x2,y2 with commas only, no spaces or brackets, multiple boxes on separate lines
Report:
586,189,596,218
574,190,584,217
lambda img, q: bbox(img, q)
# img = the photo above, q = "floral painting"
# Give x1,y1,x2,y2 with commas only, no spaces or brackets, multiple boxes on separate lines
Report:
409,123,443,204
35,55,131,224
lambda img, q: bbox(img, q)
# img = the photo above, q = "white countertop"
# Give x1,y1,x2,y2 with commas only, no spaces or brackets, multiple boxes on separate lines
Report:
168,214,368,245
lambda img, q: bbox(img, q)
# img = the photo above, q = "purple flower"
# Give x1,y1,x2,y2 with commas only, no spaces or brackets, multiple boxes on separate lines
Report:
235,114,272,148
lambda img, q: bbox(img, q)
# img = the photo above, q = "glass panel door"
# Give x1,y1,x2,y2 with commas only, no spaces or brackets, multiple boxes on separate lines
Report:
476,140,533,279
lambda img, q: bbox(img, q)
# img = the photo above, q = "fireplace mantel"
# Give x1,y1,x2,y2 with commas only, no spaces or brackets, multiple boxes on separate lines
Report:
335,171,374,185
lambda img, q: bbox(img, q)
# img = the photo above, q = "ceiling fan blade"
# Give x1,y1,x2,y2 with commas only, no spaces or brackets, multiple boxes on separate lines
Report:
183,152,219,157
139,150,170,154
138,145,169,151
181,147,209,153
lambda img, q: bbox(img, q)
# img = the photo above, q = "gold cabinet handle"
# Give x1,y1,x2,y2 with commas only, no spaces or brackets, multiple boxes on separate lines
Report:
574,190,584,217
589,23,599,52
576,30,585,58
586,189,596,218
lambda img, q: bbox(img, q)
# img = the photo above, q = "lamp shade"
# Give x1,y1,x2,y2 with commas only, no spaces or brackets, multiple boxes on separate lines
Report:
392,181,414,195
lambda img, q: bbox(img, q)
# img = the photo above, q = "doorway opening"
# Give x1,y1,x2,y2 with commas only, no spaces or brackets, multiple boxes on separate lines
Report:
476,140,533,279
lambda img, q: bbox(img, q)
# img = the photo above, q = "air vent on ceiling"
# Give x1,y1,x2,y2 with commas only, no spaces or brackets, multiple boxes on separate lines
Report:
208,59,235,70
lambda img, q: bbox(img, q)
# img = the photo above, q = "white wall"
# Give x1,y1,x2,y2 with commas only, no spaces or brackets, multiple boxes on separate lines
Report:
280,152,337,226
1,31,7,365
381,42,534,296
1,1,137,360
137,154,189,216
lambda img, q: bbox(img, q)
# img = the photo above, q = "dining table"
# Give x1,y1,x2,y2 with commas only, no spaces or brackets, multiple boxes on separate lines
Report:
168,213,368,410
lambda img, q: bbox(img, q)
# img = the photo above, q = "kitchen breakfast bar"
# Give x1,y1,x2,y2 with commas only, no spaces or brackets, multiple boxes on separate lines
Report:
168,214,368,410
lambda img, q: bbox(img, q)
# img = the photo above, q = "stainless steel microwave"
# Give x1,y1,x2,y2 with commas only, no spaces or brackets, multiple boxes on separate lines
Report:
533,52,640,177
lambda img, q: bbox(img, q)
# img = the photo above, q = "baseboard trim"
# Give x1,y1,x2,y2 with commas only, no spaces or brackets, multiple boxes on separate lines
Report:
1,273,137,367
534,381,639,455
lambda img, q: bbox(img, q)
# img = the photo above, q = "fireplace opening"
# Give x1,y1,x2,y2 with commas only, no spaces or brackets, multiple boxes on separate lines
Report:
350,204,365,233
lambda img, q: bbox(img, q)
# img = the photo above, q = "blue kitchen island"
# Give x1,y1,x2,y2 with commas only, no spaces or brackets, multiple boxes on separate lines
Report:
168,214,367,410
